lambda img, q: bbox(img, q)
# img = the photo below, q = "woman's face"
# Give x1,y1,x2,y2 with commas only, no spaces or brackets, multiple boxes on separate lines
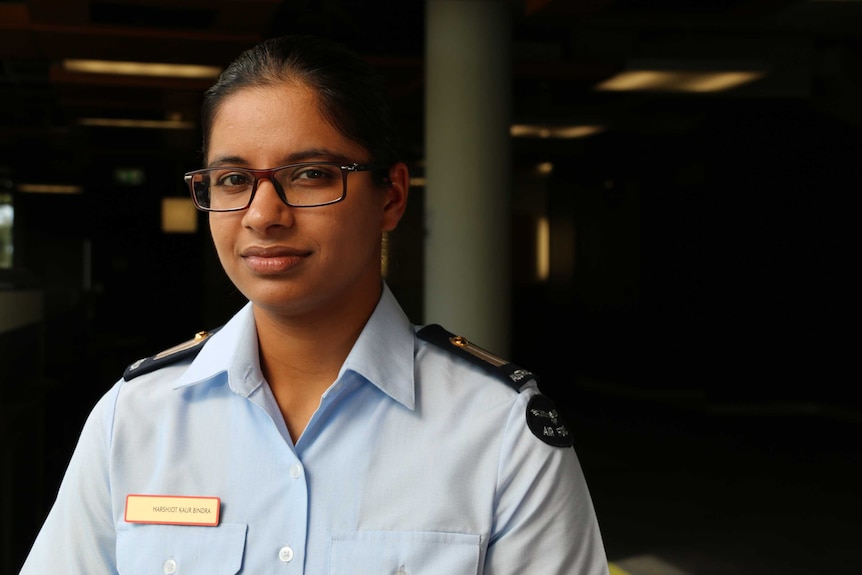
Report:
207,82,407,320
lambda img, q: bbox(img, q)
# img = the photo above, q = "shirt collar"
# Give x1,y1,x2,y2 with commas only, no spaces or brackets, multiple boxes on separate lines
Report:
173,283,416,409
337,282,416,409
173,301,262,395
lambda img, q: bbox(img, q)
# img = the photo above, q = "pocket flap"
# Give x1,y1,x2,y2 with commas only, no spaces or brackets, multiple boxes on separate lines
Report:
117,522,247,575
330,530,481,574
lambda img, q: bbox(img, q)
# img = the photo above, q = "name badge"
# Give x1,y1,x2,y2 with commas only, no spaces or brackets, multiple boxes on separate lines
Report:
125,494,221,527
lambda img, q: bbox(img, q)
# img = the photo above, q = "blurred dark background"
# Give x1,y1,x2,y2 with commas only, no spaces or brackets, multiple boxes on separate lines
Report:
1,1,859,573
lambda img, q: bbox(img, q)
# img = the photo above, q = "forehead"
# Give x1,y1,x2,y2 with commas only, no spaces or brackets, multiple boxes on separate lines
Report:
207,83,364,163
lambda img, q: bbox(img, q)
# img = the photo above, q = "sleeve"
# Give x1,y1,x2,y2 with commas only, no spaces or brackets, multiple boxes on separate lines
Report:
484,389,610,575
19,382,122,575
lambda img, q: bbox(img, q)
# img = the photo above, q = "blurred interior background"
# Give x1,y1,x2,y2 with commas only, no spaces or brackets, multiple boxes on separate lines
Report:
1,1,859,573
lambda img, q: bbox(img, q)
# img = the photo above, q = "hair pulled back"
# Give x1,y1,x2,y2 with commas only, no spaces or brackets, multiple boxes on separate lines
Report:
200,35,402,166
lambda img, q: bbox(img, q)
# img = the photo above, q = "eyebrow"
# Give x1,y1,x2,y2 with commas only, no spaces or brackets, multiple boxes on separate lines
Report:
207,148,353,168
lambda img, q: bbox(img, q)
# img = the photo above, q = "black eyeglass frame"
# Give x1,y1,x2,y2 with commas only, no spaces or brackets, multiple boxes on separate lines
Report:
183,161,391,212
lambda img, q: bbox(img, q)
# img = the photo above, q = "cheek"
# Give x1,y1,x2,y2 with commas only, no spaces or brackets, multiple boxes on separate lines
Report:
208,216,235,261
336,210,382,248
314,218,377,270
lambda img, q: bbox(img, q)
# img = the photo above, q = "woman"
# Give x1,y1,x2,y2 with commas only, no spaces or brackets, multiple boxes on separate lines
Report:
21,35,609,574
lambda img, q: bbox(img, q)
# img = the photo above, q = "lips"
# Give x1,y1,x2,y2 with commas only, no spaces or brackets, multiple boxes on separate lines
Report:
241,246,310,274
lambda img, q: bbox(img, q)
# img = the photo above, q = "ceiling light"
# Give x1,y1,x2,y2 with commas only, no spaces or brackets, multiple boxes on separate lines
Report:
596,70,764,93
78,118,195,130
511,124,605,139
536,162,554,176
17,184,83,194
63,59,222,79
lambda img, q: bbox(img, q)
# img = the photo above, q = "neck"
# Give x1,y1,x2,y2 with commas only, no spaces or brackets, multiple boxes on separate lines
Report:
252,279,384,441
255,281,382,379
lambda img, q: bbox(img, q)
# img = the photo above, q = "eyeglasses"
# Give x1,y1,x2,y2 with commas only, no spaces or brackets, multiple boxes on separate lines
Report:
184,161,389,212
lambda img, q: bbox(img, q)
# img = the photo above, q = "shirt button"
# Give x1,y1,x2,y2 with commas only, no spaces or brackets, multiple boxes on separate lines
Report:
278,545,294,563
396,565,409,575
163,558,177,574
289,463,302,479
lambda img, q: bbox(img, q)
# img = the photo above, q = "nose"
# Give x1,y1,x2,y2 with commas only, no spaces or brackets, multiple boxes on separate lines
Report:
242,177,294,230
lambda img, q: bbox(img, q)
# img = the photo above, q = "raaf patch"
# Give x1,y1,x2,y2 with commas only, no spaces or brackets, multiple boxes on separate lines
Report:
526,394,573,448
123,328,220,381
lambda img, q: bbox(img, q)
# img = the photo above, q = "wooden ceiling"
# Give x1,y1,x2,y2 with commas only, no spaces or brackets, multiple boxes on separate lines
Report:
1,0,861,190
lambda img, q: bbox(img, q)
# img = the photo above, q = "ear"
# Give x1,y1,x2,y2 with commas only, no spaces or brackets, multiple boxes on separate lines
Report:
380,162,410,232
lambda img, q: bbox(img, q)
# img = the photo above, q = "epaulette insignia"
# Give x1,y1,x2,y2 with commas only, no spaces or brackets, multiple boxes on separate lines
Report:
417,324,536,392
123,328,220,381
417,324,573,448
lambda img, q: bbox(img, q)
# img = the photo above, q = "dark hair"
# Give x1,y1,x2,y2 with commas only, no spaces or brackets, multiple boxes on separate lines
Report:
200,35,403,166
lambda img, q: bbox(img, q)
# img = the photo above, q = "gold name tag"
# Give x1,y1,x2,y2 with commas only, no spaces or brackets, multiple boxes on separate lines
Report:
125,494,221,526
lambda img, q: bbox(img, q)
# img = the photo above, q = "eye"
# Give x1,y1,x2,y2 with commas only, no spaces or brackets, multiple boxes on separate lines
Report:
216,171,254,187
298,168,324,180
290,164,340,183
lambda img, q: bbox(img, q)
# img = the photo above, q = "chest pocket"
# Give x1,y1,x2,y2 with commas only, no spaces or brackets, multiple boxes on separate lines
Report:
329,530,481,575
116,522,247,575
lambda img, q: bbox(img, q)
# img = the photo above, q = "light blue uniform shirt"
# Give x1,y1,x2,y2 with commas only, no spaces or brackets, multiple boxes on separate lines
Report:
21,284,609,574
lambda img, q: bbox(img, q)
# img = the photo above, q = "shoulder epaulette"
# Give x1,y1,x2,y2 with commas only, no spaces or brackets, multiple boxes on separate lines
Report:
123,327,221,381
416,324,573,448
416,324,536,392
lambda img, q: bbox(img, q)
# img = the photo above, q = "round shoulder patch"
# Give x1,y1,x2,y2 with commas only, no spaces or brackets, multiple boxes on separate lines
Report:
526,395,574,448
